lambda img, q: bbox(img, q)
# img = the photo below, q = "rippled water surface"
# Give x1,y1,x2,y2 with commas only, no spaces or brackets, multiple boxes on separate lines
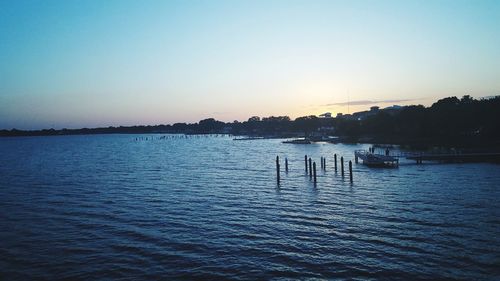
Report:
1,135,499,280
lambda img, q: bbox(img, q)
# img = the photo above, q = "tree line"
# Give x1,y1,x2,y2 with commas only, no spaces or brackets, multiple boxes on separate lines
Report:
335,95,500,146
1,95,499,146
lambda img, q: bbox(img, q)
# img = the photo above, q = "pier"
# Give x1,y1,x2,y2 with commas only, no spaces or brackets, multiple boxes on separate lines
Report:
406,152,500,164
354,150,399,167
356,149,500,165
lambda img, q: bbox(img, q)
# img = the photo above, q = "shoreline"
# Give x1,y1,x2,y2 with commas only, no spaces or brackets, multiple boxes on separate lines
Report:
2,131,500,151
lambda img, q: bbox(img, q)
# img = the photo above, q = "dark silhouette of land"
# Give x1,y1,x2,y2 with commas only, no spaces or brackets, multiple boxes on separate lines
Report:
2,95,500,148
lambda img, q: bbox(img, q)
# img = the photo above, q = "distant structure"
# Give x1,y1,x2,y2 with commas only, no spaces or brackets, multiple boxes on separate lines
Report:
222,126,232,134
319,112,332,118
337,113,353,120
383,105,404,116
384,105,402,110
347,105,404,121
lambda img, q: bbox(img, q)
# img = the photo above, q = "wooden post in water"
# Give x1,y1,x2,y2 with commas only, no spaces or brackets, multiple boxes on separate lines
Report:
313,162,317,183
334,154,337,172
276,156,280,183
341,156,344,177
285,158,289,173
309,158,312,179
320,157,323,169
323,157,326,170
349,160,353,182
305,155,308,173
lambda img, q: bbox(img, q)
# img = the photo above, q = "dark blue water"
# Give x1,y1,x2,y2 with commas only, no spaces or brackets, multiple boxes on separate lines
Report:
1,135,499,280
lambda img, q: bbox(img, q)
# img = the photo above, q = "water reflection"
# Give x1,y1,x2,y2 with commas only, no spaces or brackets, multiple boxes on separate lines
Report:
0,135,499,279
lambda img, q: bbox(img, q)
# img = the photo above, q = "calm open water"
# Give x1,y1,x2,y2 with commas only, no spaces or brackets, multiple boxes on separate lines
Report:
1,134,499,280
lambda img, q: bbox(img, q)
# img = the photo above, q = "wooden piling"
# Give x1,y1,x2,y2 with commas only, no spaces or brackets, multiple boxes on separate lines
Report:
341,156,344,177
276,156,280,183
323,157,326,170
320,157,323,169
349,160,353,182
305,155,308,173
313,162,317,183
285,158,289,172
309,158,312,178
334,154,337,172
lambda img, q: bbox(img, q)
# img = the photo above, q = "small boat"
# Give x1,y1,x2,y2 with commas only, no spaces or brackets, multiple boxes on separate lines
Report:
354,150,398,167
283,139,311,144
308,135,338,142
233,137,264,141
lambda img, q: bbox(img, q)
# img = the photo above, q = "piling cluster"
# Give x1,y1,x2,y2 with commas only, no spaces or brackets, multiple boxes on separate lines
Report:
275,153,354,185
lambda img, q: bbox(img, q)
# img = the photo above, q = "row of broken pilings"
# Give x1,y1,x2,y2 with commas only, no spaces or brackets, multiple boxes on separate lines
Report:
276,154,353,185
134,134,229,141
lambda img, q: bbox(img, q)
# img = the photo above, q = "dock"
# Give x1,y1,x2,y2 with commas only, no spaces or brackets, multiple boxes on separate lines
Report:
406,152,500,164
357,149,500,165
354,150,399,167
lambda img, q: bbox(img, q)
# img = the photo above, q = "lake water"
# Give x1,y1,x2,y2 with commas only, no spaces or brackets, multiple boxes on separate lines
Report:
1,134,499,280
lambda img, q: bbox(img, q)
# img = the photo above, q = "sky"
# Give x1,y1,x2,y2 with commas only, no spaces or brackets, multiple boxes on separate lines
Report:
1,0,499,130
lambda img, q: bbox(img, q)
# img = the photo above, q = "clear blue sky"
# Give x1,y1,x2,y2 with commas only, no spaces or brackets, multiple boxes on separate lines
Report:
1,0,499,129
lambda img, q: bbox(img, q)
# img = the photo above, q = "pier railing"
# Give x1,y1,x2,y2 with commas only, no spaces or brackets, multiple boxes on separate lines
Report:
357,149,500,163
368,150,500,163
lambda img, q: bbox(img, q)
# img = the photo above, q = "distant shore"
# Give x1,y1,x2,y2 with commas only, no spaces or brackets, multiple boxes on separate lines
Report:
2,129,499,151
2,95,499,150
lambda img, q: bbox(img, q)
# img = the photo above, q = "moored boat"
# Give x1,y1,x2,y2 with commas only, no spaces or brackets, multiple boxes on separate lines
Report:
233,137,264,141
283,138,311,144
354,150,398,167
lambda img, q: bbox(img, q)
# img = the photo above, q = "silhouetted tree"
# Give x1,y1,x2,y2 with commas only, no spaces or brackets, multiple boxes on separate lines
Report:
197,118,224,133
293,116,320,136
